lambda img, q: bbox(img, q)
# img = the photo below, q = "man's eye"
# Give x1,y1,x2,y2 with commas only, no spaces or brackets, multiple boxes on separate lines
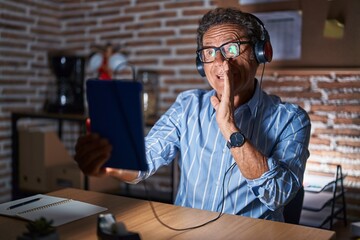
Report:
227,45,239,56
205,49,215,57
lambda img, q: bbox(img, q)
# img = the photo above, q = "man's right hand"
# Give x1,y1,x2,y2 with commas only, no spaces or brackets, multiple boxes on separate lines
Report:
74,133,112,177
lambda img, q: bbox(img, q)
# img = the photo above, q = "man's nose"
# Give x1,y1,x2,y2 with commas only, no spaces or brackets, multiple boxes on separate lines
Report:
214,50,226,64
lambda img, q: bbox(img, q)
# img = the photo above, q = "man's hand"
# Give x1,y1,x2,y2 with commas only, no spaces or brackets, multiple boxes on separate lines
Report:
74,133,112,177
74,133,140,182
210,61,238,140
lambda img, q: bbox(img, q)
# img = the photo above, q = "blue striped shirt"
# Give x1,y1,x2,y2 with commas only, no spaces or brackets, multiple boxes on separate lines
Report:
142,80,311,221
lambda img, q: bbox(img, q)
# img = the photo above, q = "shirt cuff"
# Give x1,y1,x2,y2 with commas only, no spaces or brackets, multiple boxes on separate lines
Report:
124,171,146,184
246,157,278,197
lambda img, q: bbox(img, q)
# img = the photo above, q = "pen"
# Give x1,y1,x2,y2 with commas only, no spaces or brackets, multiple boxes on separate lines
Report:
7,197,42,210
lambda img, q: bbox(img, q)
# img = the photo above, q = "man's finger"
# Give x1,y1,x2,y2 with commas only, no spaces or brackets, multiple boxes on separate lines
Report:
222,61,232,104
210,95,220,111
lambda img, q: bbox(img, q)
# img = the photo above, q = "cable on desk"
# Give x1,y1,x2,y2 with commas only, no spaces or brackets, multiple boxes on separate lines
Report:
143,162,237,231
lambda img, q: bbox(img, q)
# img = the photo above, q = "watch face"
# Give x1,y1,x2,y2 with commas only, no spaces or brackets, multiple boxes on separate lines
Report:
229,132,245,148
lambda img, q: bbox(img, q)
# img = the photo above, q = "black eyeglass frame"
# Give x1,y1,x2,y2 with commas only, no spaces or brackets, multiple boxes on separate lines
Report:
196,40,251,63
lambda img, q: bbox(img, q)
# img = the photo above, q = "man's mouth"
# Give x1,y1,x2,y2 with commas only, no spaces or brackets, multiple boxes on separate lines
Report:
217,74,224,80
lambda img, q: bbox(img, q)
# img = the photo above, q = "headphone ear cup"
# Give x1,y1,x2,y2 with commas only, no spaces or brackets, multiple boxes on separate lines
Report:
196,56,206,77
254,39,273,64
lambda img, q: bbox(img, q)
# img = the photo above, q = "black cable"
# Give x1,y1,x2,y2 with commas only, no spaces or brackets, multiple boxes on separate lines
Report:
142,161,237,231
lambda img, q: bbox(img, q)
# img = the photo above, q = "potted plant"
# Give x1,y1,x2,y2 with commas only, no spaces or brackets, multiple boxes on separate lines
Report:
17,217,59,240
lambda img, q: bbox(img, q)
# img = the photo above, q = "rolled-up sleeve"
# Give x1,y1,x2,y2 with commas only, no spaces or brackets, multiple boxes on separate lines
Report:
246,107,311,211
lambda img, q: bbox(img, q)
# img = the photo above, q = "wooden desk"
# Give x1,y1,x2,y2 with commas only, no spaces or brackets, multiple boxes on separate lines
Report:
0,188,336,240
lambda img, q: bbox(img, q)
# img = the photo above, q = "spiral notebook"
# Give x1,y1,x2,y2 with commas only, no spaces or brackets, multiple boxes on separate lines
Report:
0,194,107,226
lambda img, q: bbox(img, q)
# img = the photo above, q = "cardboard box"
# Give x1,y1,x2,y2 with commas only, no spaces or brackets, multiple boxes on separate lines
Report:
48,164,84,191
19,128,121,194
19,128,75,192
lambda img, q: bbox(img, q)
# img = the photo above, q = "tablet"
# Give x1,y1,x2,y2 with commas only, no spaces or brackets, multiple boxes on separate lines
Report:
86,79,148,171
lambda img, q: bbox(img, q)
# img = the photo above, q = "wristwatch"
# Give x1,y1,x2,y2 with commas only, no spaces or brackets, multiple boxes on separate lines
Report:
227,131,246,149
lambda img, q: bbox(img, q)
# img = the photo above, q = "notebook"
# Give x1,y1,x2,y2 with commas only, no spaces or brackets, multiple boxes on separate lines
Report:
0,194,107,227
86,79,148,171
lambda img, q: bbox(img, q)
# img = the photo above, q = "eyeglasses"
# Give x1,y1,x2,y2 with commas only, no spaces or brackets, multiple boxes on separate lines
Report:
197,40,251,63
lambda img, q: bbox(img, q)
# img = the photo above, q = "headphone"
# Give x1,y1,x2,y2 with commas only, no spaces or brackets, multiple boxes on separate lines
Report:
196,13,273,77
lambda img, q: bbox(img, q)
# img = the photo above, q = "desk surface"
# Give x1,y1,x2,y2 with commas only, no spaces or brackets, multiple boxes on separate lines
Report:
0,188,335,240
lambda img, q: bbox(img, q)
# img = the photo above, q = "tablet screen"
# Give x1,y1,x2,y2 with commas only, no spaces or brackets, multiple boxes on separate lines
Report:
86,79,148,171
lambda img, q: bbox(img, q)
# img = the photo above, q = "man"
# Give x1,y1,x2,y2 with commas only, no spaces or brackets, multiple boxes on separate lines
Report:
75,7,311,222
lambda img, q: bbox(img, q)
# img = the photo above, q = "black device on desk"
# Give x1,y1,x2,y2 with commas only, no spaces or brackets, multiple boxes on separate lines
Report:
97,213,141,240
86,79,148,171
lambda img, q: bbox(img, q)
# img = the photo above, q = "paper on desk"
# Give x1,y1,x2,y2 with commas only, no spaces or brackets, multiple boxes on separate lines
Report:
0,194,107,226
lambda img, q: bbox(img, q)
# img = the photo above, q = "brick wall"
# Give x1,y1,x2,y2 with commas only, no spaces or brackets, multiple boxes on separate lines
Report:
1,0,359,220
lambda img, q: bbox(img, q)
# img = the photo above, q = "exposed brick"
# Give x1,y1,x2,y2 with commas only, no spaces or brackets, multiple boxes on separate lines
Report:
0,60,27,68
61,3,94,12
138,30,175,38
334,117,360,125
164,1,204,9
60,12,86,20
328,92,360,101
311,150,359,159
262,80,311,89
30,9,60,20
125,39,161,47
124,5,160,14
26,1,58,12
125,21,161,30
176,47,196,54
317,81,360,89
271,91,321,99
309,137,331,146
2,89,36,95
130,59,159,66
308,114,327,123
65,19,97,28
89,26,120,34
336,140,360,148
179,69,205,76
314,128,360,137
0,50,33,59
30,27,61,36
134,49,171,56
89,8,120,17
0,12,34,24
99,1,131,9
140,11,177,20
0,79,27,85
183,9,211,16
166,19,199,27
167,38,195,45
102,16,134,25
66,37,97,44
1,70,36,76
0,32,35,41
100,32,133,41
311,104,360,113
0,1,27,14
180,28,197,35
0,22,26,31
163,78,205,85
163,58,196,65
